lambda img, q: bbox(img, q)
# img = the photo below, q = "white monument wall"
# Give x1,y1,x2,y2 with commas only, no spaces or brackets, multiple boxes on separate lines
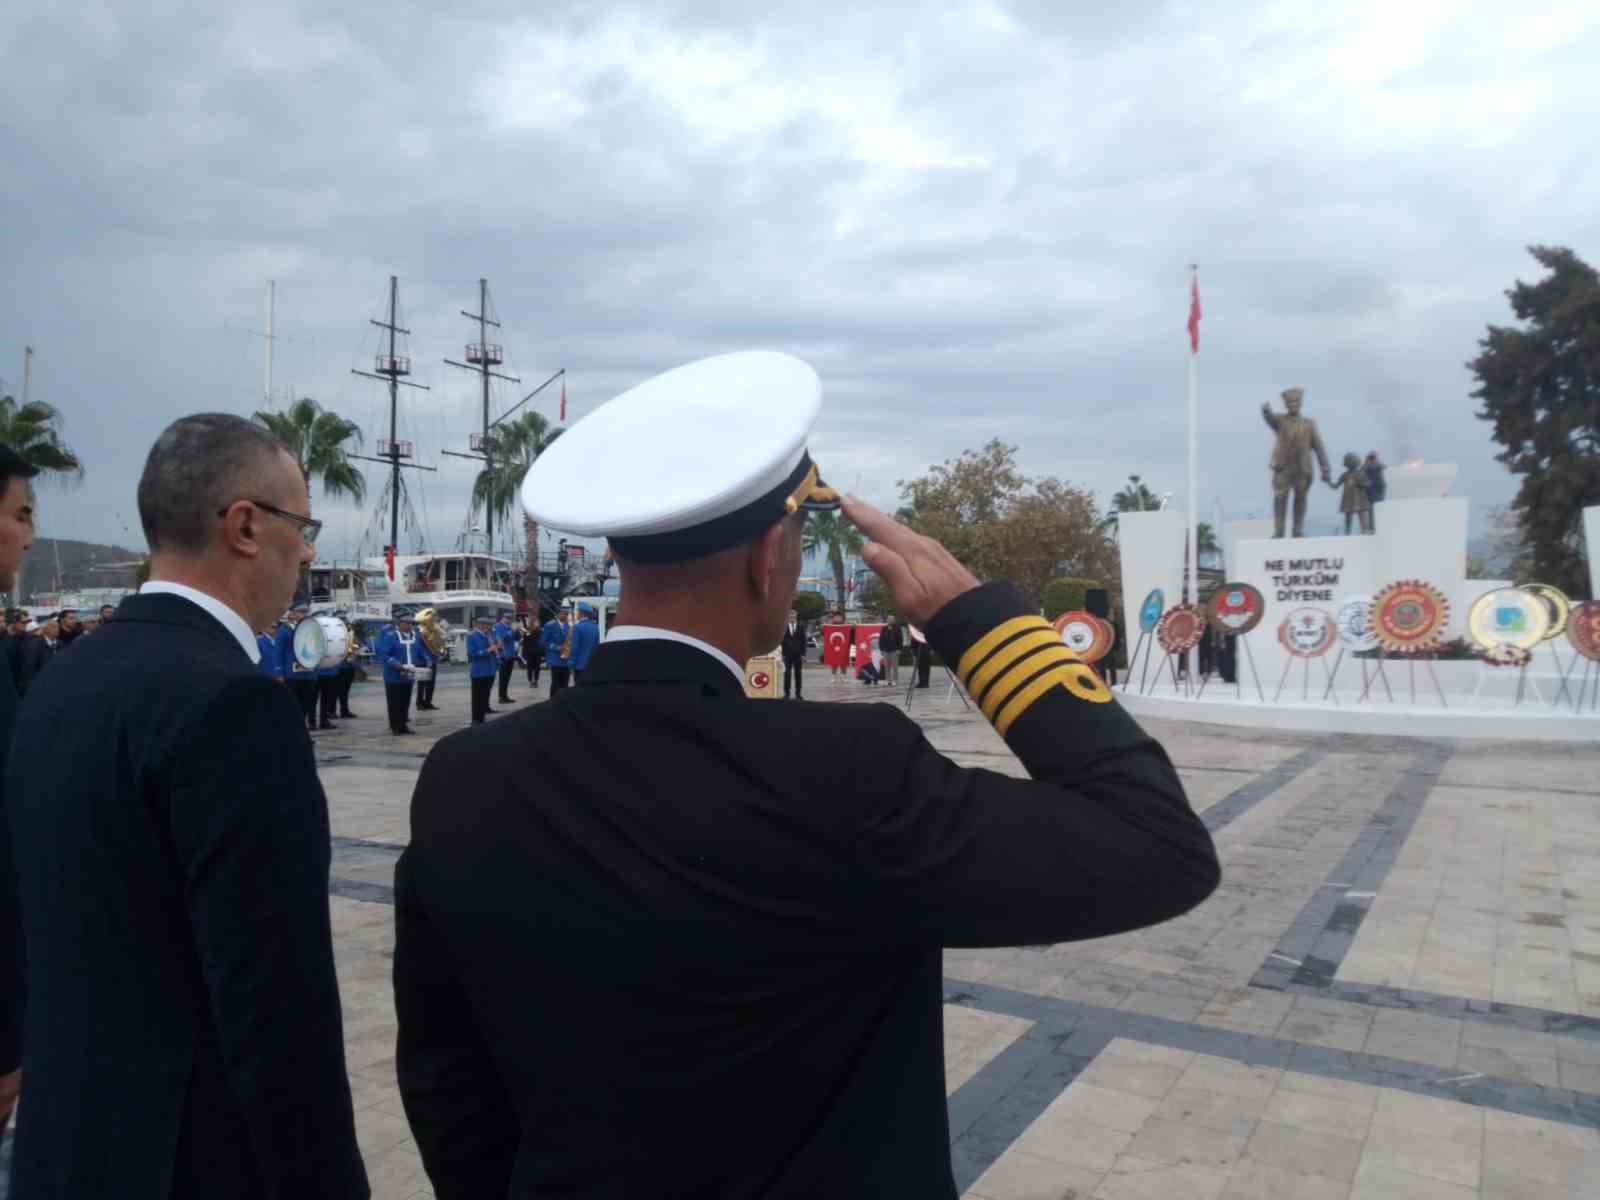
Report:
1116,509,1186,667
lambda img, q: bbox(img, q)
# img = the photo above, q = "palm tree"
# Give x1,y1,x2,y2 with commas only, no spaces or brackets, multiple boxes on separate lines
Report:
252,397,366,503
0,392,83,600
801,510,864,613
1100,474,1163,537
470,410,564,568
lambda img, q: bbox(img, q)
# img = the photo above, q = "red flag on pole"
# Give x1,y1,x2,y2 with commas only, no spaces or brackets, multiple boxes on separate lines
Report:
1187,275,1202,353
384,544,396,581
559,378,567,422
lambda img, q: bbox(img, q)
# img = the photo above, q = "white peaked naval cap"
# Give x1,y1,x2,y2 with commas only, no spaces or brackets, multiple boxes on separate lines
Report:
520,351,840,563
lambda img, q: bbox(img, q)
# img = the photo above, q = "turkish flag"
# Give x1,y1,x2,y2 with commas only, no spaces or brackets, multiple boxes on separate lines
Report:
854,624,885,676
822,624,852,668
385,544,396,581
1187,275,1202,353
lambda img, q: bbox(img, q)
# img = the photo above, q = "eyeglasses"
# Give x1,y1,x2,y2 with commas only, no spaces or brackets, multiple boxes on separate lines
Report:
218,499,323,546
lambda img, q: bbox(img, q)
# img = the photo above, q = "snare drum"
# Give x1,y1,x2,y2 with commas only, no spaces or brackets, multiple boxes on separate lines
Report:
292,614,351,670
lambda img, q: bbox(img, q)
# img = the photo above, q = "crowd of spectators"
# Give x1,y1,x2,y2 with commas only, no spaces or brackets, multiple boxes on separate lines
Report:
1,603,112,696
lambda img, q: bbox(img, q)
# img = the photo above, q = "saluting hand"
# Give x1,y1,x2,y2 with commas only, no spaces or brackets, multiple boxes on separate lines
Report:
842,495,979,628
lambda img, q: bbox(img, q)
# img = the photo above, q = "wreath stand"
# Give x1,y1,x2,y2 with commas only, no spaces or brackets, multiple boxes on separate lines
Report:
903,664,972,713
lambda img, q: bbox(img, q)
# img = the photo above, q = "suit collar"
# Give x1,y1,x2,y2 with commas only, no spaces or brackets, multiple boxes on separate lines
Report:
112,592,253,663
579,638,745,699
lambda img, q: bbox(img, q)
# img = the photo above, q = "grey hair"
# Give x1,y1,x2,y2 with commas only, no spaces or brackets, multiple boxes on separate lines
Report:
137,413,298,554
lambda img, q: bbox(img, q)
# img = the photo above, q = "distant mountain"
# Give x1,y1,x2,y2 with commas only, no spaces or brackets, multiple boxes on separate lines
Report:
19,538,145,596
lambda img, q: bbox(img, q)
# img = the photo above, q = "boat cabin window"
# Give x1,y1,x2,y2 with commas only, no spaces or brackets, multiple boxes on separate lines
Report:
364,571,389,597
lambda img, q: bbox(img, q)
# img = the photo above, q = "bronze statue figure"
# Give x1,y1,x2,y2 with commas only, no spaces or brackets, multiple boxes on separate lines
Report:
1331,452,1373,535
1261,387,1331,538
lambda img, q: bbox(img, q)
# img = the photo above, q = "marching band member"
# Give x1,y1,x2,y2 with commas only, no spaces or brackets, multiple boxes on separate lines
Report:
568,601,599,680
283,603,319,730
314,625,341,730
413,626,438,711
467,614,500,724
543,608,573,695
336,620,359,718
376,612,423,736
492,609,520,704
395,351,1219,1198
256,622,282,681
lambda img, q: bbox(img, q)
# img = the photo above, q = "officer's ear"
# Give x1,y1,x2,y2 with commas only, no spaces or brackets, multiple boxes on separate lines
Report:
748,520,788,604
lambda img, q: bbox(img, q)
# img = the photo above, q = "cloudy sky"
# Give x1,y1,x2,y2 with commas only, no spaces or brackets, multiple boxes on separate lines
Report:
3,1,1597,565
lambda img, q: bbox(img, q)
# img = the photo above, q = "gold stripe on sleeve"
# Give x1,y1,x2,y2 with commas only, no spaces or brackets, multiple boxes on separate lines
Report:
979,646,1080,722
955,616,1053,685
994,661,1114,735
966,629,1070,705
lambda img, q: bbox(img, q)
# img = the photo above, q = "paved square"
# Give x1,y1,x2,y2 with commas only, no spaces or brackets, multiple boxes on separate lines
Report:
13,663,1590,1198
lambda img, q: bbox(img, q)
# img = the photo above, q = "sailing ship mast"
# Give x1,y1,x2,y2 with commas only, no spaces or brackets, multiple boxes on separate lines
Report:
349,276,435,569
443,279,519,554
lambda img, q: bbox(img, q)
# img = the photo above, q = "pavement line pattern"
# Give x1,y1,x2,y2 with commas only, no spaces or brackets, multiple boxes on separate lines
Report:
943,978,1600,1193
1199,745,1328,834
1251,743,1600,1043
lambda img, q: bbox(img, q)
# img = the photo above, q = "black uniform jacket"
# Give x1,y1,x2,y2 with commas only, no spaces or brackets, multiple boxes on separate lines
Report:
395,583,1219,1199
5,592,367,1199
778,623,807,663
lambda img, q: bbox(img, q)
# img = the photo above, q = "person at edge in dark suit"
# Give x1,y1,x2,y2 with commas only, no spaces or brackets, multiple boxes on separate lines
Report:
466,613,499,723
493,610,520,704
519,614,541,687
779,606,807,699
375,613,425,736
6,413,367,1198
0,443,38,1138
393,351,1219,1200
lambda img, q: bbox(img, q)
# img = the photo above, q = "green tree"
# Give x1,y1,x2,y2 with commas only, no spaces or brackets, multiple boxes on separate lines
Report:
898,441,1118,608
469,411,565,567
802,510,864,613
791,589,826,623
1041,577,1101,621
0,392,83,600
1471,245,1600,596
1100,474,1163,536
253,397,366,503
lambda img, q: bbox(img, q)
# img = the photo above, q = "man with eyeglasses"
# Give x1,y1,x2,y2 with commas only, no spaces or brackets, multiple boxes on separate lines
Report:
7,414,367,1198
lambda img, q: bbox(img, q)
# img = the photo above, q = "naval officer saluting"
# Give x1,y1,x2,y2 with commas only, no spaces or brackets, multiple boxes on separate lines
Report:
394,352,1219,1199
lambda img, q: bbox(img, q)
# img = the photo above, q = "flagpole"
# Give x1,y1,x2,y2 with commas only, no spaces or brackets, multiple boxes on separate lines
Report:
1186,265,1200,608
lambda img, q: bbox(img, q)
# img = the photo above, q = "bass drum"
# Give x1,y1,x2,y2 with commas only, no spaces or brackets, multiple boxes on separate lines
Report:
292,614,351,670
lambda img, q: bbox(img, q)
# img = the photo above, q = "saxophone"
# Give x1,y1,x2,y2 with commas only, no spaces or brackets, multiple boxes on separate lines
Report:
560,616,575,661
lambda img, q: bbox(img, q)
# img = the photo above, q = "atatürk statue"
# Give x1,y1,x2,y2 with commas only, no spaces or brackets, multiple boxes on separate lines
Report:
1261,387,1331,538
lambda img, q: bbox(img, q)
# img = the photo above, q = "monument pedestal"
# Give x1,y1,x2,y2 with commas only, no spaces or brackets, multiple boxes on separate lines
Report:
1115,483,1597,743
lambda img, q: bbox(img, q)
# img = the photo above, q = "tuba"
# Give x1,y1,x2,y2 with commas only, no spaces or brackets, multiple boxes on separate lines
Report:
415,608,450,657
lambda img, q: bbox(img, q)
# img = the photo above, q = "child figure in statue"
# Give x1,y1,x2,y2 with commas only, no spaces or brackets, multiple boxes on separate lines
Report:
1331,452,1373,534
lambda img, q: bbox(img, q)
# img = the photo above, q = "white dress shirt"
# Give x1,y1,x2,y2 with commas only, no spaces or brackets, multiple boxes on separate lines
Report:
139,581,261,664
603,624,744,689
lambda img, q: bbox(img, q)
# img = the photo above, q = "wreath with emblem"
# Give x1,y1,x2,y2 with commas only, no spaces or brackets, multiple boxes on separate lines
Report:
1277,608,1337,658
1568,600,1600,663
1370,580,1450,655
1053,610,1114,663
1207,583,1265,636
1156,603,1204,654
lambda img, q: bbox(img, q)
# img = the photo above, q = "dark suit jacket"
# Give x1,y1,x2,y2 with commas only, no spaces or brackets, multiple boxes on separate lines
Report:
0,659,21,1076
5,592,367,1199
779,623,807,663
395,583,1219,1199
